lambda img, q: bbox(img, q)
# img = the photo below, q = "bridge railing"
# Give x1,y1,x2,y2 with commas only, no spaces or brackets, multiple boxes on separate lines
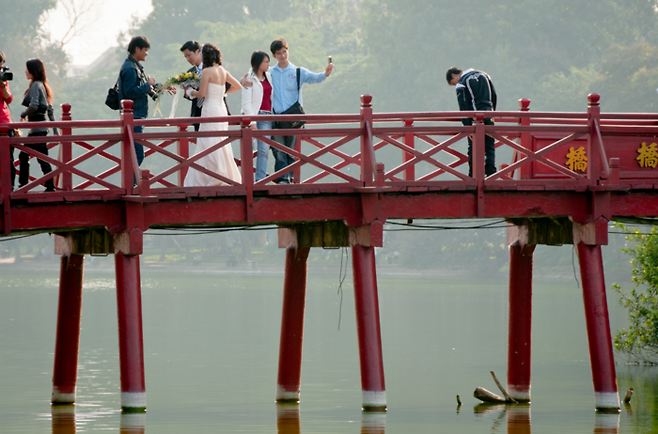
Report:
2,93,657,208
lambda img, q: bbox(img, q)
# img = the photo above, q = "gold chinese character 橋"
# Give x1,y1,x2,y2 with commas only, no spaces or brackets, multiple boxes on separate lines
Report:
636,142,658,168
565,146,588,172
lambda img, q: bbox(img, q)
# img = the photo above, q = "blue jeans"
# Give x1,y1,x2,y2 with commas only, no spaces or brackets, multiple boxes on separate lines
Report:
133,124,144,166
272,134,296,184
254,111,272,182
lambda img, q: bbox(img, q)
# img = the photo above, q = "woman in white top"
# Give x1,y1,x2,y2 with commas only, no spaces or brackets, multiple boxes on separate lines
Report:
183,43,242,187
241,51,273,182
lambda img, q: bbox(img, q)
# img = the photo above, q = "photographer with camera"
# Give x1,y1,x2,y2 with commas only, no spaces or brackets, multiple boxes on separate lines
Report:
0,51,15,189
118,36,165,167
19,58,59,192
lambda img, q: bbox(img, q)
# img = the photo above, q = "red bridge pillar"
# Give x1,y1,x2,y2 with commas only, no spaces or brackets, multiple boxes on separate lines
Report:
114,228,147,411
507,241,535,402
276,246,310,402
52,253,85,404
577,241,619,411
352,244,386,411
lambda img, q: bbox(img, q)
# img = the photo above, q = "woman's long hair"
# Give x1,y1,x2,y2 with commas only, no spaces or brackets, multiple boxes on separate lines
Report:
202,43,222,67
24,58,53,104
250,51,269,75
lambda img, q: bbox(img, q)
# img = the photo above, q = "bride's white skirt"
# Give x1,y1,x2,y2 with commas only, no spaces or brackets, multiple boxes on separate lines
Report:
183,82,242,187
183,131,242,187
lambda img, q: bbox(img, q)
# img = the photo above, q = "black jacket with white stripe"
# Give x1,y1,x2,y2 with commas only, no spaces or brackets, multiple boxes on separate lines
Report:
455,69,497,126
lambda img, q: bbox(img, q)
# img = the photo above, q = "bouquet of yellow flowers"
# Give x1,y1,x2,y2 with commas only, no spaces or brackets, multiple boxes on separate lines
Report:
153,71,201,117
164,71,200,89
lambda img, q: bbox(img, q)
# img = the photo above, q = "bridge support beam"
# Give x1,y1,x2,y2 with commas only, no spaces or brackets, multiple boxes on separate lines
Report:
577,242,619,412
277,220,386,410
276,246,310,402
507,241,535,403
352,244,386,411
52,253,85,404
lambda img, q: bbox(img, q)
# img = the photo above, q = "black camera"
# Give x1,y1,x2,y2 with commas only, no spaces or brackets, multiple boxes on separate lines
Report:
0,66,13,81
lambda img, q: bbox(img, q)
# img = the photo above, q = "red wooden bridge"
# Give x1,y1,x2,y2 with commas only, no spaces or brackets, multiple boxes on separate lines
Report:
2,94,657,412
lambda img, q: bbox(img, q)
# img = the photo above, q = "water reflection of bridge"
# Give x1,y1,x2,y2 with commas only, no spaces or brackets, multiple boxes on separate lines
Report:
50,401,627,433
3,94,656,412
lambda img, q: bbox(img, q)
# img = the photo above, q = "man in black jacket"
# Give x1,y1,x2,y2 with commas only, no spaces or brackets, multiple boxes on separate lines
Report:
446,67,497,177
180,40,232,132
180,41,204,131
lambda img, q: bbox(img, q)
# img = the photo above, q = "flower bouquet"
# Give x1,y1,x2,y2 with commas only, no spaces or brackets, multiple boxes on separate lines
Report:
165,71,200,89
153,71,201,117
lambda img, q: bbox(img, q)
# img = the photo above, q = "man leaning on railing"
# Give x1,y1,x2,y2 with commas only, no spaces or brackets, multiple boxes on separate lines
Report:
446,67,497,177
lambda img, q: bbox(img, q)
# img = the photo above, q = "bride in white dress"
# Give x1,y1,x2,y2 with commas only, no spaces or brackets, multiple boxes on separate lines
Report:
184,43,242,187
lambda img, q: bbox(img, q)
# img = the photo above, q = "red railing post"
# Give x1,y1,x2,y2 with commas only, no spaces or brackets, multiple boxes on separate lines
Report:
587,94,602,184
293,136,302,183
177,124,189,186
518,99,531,180
240,118,254,223
59,103,72,191
139,169,150,197
0,127,10,235
473,113,486,181
121,100,136,191
403,119,414,182
360,95,374,187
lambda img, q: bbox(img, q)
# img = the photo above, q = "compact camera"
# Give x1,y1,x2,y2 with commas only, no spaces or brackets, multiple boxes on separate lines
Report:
0,66,13,81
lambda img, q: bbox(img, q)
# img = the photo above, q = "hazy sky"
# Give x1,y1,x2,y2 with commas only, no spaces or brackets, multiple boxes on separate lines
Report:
43,0,153,65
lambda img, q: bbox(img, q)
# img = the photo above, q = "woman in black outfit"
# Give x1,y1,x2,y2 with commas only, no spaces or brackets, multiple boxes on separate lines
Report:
19,58,58,191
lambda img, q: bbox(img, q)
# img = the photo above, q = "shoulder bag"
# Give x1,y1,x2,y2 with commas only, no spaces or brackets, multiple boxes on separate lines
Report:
105,78,120,110
276,68,305,129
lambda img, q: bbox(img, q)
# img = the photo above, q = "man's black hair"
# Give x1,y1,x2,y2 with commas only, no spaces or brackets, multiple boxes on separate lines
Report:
180,41,200,53
270,38,288,55
128,36,150,55
446,67,462,84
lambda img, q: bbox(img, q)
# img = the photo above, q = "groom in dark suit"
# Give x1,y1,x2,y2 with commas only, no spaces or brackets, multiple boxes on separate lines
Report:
180,41,204,131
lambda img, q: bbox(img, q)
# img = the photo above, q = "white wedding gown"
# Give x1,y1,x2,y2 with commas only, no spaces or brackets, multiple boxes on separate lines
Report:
184,82,242,187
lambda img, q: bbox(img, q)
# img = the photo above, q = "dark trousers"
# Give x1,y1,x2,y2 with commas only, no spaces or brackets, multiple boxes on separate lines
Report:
18,131,55,191
133,124,144,166
191,101,202,132
272,134,296,183
467,118,496,177
10,144,15,188
7,129,15,189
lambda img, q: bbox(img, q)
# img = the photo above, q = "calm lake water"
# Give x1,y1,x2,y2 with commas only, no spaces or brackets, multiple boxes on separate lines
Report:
0,264,656,433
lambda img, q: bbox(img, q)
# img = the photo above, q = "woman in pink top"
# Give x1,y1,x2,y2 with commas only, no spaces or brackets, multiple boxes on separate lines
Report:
0,52,15,189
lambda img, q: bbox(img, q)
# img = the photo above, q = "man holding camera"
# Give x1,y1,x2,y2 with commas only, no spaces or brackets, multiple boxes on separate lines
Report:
240,38,334,184
118,36,161,167
0,51,15,188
